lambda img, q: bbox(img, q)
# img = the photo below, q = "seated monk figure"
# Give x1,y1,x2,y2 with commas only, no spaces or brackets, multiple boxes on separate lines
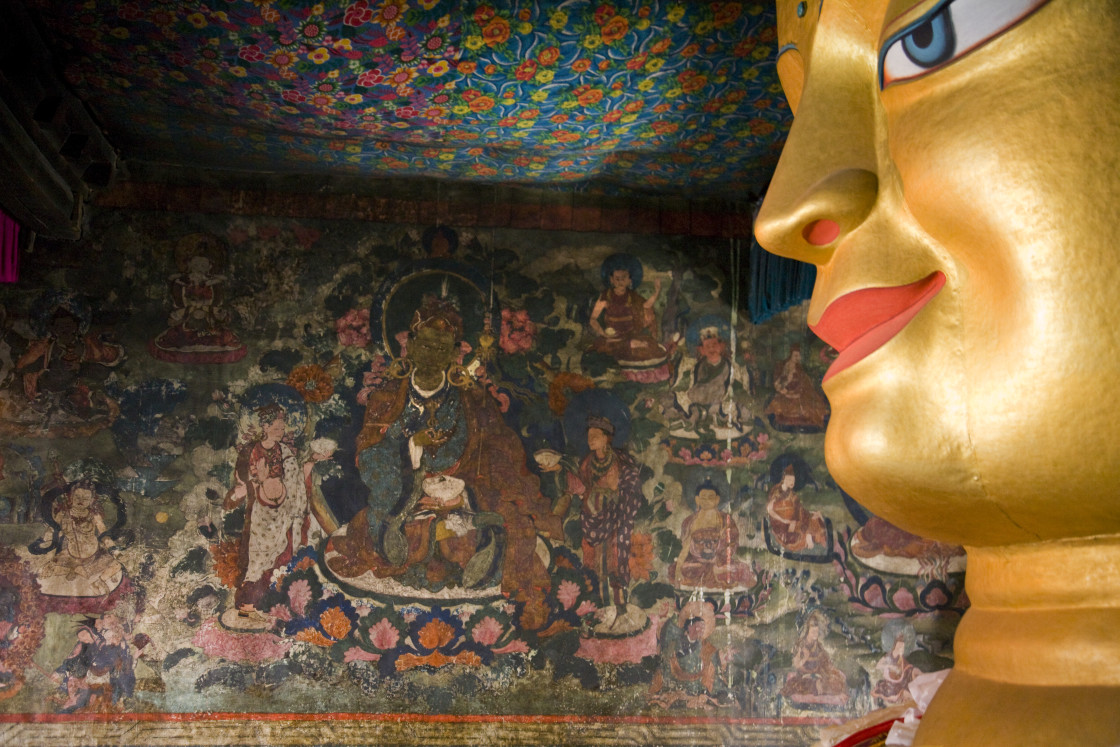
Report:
781,609,849,707
766,465,827,552
588,259,668,366
328,296,562,629
764,345,828,433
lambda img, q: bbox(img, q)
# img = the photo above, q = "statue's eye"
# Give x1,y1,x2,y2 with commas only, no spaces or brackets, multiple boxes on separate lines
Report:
879,0,1050,88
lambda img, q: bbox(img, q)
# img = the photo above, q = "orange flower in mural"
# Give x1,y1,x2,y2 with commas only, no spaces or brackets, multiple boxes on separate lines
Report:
481,17,510,47
296,628,336,647
473,4,495,23
319,607,353,640
713,2,744,27
600,15,629,44
287,364,334,402
576,88,603,106
626,52,648,70
514,59,537,81
469,96,495,112
417,619,456,650
211,539,242,589
395,650,482,671
537,45,560,66
547,371,596,415
680,73,708,94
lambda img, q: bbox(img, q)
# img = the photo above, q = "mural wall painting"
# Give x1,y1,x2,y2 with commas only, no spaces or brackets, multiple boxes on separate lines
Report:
0,210,965,746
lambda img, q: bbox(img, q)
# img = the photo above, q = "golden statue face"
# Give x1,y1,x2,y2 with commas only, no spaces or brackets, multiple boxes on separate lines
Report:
756,0,1120,545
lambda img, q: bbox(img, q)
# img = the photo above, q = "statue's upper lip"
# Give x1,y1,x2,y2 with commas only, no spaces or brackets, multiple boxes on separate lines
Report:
811,271,946,383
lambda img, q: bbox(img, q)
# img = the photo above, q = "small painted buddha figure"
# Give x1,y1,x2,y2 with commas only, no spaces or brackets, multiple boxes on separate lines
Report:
670,481,756,589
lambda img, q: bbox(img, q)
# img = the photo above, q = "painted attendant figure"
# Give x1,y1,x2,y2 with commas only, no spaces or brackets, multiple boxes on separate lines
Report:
578,415,644,611
224,403,315,628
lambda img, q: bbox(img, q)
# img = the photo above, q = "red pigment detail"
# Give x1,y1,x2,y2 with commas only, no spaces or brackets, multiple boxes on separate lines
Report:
802,219,840,246
811,271,946,382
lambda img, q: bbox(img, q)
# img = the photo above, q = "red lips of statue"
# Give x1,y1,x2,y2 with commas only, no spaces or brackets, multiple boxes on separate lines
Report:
811,271,946,383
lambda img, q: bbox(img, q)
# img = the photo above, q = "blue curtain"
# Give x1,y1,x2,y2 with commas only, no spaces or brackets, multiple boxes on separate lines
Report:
747,233,815,323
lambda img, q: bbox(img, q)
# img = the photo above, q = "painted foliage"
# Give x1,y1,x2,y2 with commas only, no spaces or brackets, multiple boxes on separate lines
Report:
0,209,963,742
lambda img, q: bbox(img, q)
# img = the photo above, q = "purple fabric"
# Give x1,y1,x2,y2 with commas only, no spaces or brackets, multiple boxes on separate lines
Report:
0,207,18,283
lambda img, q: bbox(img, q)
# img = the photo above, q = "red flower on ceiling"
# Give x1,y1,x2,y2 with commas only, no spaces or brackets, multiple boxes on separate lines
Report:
343,0,373,27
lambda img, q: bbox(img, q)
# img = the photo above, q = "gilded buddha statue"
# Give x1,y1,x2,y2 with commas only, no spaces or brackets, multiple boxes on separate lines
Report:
755,0,1120,743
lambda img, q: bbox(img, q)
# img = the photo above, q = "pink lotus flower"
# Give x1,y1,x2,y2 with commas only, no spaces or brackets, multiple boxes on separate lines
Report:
923,586,950,609
500,308,537,354
369,618,400,650
862,583,886,609
343,646,380,663
336,308,371,347
287,579,312,616
892,588,917,611
471,616,504,647
269,604,292,622
493,640,530,655
575,601,598,617
556,580,581,610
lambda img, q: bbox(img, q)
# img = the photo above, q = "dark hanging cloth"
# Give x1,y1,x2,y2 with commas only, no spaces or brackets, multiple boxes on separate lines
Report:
0,207,19,283
747,234,815,323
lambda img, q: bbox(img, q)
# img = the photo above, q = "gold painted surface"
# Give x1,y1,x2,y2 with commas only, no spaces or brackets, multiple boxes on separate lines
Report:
956,536,1120,686
914,670,1120,746
758,0,1120,546
758,0,1120,742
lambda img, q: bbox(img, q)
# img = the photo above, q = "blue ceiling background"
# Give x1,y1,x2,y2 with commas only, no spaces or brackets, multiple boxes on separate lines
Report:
23,0,790,200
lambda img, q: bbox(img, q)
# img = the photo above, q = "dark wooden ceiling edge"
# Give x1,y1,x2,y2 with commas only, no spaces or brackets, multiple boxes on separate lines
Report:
91,178,755,239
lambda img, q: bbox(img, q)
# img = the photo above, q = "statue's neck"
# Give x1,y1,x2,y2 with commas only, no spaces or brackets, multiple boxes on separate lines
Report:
956,534,1120,686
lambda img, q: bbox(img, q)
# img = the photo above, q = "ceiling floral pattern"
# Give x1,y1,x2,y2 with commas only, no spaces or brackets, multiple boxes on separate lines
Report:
26,0,789,197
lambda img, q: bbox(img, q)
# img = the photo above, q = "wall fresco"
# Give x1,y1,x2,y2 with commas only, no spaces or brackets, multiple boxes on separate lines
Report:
0,209,964,744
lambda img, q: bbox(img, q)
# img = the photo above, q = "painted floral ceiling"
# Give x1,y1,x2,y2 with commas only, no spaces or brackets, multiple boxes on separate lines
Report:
22,0,789,200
